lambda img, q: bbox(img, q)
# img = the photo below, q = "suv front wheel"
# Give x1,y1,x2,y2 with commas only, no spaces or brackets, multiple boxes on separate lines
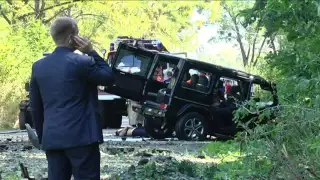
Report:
175,112,208,141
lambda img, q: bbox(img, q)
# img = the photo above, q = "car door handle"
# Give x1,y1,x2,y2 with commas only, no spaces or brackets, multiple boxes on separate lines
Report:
120,72,126,75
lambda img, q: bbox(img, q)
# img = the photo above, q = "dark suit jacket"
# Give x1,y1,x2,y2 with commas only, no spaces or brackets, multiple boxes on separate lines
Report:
30,47,114,150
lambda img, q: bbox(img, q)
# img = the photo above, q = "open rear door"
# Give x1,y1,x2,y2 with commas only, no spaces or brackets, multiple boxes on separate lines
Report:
106,43,156,102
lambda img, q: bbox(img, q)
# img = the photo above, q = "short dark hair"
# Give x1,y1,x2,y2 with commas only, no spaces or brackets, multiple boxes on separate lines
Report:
50,17,77,45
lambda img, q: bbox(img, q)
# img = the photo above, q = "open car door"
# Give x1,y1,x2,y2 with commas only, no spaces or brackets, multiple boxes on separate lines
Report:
106,43,156,102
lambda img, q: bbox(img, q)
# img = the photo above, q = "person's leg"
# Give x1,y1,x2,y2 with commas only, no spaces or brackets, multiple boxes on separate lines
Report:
66,143,100,180
132,127,149,137
45,150,72,180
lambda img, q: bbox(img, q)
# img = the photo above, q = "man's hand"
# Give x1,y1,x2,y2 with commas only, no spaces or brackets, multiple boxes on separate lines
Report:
74,36,94,54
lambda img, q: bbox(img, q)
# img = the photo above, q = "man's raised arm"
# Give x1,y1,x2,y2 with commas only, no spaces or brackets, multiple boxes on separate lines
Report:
74,36,115,86
86,50,115,86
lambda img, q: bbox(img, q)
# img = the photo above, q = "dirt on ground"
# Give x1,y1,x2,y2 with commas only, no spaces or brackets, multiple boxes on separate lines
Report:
0,131,216,180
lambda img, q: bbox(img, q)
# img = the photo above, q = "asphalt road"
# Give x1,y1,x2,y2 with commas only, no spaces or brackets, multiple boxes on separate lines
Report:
0,116,211,180
0,116,179,143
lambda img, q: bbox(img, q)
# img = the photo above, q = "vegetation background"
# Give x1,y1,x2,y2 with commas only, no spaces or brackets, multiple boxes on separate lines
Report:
0,0,319,179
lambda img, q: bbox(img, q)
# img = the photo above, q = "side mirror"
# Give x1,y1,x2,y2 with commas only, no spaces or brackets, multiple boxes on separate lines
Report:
25,82,30,92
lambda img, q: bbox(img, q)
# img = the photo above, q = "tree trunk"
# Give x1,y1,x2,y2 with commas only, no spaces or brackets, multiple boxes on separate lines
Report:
253,36,267,67
234,19,248,67
34,0,40,18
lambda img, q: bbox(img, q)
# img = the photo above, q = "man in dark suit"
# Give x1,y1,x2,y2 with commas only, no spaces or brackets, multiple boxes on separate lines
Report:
30,17,114,179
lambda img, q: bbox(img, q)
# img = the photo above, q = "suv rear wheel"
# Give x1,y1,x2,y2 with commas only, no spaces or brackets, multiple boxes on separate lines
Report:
175,112,208,141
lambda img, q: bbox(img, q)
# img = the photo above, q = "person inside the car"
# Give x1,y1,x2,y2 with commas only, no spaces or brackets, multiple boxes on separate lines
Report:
154,65,164,82
184,72,191,83
211,80,225,108
226,85,241,103
225,80,232,94
164,71,173,84
210,82,240,135
186,74,199,88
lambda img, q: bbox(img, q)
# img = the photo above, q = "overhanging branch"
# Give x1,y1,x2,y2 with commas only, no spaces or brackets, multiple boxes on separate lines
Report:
17,0,80,21
0,5,11,24
43,6,71,24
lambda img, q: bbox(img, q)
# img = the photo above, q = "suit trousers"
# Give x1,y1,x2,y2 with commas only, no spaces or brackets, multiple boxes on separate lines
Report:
45,143,100,180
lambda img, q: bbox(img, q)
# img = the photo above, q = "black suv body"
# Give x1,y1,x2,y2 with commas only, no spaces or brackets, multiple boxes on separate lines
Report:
140,57,279,140
107,43,278,140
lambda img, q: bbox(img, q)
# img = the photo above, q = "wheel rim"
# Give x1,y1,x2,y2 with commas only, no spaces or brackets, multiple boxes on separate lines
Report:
184,118,204,140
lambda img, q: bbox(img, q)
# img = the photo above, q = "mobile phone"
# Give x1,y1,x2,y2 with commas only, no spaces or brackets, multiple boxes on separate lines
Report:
68,34,76,47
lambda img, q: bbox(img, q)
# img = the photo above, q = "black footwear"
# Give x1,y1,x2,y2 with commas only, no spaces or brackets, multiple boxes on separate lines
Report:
25,123,41,150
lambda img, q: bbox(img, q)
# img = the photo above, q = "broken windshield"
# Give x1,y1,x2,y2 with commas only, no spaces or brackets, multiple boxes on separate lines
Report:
114,49,152,76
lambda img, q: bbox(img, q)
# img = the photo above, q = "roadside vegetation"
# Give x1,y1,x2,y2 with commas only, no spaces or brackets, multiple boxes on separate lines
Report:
0,0,319,179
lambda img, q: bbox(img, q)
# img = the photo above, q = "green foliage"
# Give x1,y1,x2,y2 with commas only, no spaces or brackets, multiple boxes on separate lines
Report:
205,0,320,179
202,140,273,179
0,17,54,128
177,160,197,177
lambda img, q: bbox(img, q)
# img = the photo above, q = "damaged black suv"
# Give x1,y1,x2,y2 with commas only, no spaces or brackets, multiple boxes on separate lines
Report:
141,58,279,140
107,42,278,141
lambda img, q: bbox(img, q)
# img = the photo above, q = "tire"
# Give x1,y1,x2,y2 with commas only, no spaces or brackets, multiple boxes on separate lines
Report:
19,111,26,130
175,112,208,141
144,116,173,139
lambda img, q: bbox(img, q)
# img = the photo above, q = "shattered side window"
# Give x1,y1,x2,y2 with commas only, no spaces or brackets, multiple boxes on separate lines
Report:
250,83,274,106
114,49,152,77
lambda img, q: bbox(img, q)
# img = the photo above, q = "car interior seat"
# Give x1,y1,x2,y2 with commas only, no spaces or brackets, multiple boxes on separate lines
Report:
196,75,209,92
188,74,199,89
198,75,209,86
